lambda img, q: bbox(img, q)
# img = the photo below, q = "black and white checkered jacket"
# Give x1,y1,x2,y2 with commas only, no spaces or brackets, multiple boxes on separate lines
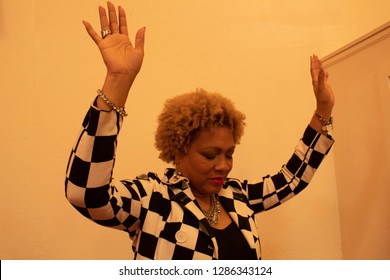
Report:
65,103,334,260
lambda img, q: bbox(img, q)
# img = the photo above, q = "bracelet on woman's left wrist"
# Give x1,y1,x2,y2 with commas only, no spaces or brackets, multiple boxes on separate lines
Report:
314,110,333,132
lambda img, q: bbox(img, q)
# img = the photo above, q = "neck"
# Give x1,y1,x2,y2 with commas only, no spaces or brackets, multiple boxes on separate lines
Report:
193,193,213,212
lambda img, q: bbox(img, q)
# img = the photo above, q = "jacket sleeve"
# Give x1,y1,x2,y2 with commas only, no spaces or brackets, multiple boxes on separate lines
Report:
241,125,335,213
65,103,143,233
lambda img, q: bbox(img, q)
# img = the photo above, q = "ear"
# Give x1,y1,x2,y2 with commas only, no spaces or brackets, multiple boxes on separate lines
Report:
174,144,190,164
174,150,184,163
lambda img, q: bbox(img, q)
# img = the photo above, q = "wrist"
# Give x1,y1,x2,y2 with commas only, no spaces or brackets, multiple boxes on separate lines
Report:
100,74,135,107
105,72,136,89
315,105,333,121
96,89,128,117
312,110,334,134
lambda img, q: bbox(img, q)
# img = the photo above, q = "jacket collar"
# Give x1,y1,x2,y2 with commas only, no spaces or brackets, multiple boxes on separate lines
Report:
163,168,254,219
163,168,217,238
163,168,190,190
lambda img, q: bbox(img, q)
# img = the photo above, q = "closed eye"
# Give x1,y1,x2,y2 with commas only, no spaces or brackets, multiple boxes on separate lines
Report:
202,153,217,160
200,147,235,160
226,148,235,159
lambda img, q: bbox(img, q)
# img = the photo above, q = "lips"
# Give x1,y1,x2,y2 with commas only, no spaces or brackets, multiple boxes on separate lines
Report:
210,178,225,186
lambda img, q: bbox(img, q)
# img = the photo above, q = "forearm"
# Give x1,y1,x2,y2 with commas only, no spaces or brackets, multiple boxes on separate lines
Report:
247,125,334,212
65,104,143,232
96,73,136,111
309,105,333,135
65,105,121,210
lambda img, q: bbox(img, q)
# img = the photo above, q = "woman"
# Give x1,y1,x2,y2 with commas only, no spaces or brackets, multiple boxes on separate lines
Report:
65,2,335,260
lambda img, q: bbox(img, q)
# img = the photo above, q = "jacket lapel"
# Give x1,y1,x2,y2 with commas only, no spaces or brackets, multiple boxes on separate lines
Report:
163,168,259,259
218,187,261,258
170,188,215,235
170,187,219,258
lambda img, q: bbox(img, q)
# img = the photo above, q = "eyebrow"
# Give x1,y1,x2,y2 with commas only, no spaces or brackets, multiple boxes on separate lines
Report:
199,146,236,152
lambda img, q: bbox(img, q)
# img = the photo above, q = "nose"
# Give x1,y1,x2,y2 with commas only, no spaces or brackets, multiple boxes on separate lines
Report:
215,155,232,174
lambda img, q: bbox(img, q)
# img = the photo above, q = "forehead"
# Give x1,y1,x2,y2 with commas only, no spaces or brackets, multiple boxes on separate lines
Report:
190,127,235,149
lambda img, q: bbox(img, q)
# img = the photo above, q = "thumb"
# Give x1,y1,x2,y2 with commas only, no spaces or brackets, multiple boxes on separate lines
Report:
82,20,101,45
135,27,146,51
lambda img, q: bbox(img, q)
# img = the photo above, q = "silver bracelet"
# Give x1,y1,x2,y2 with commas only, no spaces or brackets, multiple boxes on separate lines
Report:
97,89,128,117
314,110,333,132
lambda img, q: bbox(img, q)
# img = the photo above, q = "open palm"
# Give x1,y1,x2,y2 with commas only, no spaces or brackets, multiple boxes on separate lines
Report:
83,2,145,78
310,55,335,113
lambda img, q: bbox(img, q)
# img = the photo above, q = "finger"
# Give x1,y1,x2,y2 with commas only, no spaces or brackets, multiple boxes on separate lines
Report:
310,55,319,85
107,1,119,33
310,55,318,73
98,6,111,36
317,57,328,84
313,55,320,70
310,55,314,74
325,70,329,80
118,6,129,36
83,20,102,45
135,27,146,51
318,67,326,91
318,56,324,68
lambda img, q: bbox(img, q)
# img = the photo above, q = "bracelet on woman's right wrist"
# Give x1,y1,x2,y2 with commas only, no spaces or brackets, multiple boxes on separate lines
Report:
97,89,128,117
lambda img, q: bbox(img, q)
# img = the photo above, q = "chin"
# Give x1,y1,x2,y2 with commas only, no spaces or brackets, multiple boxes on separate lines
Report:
208,184,223,194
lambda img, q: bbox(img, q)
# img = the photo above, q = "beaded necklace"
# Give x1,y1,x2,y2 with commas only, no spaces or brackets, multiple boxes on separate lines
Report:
202,195,221,226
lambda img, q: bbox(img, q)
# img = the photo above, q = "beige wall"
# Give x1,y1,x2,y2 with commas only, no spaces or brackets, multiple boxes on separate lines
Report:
1,0,389,260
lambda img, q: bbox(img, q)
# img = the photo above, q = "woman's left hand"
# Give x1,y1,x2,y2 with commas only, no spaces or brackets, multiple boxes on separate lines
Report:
310,55,335,118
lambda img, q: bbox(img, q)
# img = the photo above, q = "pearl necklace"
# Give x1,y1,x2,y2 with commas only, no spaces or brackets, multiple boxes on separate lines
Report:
202,195,221,226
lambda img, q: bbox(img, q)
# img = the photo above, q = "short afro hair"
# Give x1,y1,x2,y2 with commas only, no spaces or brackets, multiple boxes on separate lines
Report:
155,88,246,163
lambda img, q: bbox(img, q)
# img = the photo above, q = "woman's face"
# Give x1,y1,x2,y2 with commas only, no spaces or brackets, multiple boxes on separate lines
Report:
177,126,235,198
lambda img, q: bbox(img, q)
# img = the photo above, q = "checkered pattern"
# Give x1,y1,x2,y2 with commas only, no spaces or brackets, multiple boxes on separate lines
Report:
65,104,334,260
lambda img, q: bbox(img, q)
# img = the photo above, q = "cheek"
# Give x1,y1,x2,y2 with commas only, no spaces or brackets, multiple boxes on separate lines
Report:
180,156,210,174
194,160,215,174
228,160,233,170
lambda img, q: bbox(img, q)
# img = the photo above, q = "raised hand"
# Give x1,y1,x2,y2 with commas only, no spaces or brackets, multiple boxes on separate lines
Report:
82,2,146,109
83,1,145,78
310,55,335,118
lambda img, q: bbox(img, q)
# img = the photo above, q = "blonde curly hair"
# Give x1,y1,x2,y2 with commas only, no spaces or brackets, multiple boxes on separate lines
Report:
155,88,246,163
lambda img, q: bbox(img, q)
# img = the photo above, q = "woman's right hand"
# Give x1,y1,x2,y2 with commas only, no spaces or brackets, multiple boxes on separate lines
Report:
82,1,145,108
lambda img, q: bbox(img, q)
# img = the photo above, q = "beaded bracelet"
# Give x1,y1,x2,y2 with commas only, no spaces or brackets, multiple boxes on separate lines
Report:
314,110,333,132
97,89,128,117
